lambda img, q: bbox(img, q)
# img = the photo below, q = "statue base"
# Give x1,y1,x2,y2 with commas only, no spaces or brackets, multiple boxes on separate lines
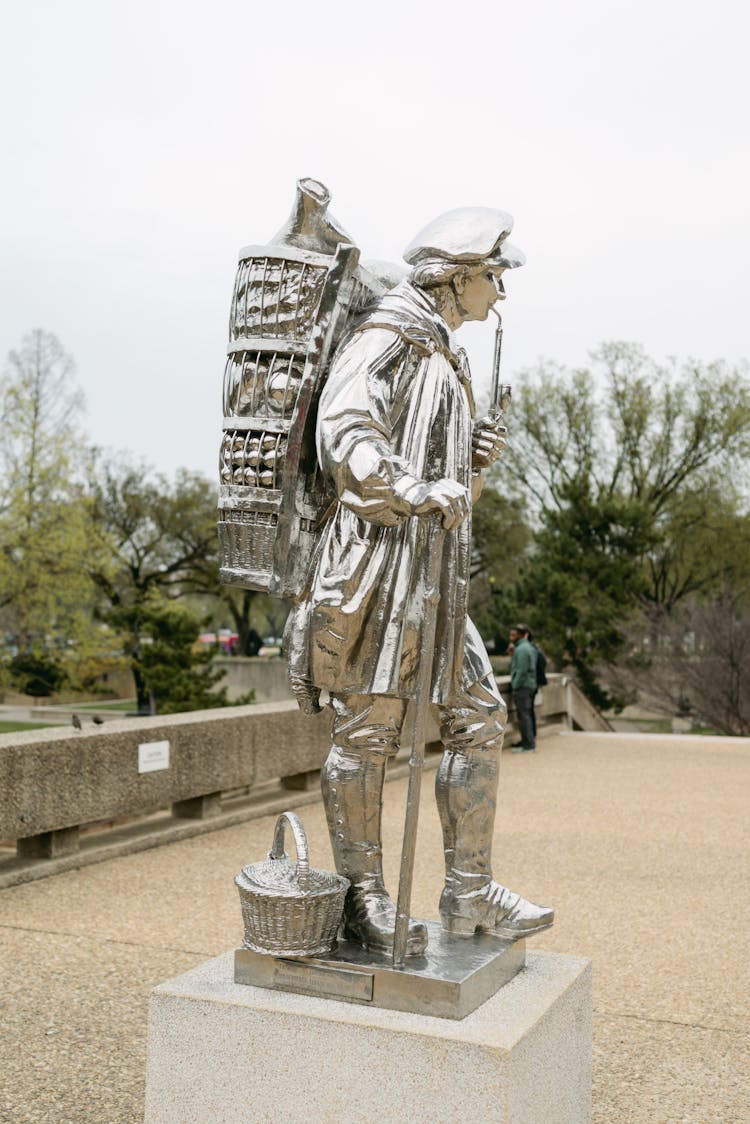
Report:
234,920,524,1019
145,949,592,1123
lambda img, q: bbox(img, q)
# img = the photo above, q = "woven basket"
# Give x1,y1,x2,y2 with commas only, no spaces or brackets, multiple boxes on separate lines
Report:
235,811,349,957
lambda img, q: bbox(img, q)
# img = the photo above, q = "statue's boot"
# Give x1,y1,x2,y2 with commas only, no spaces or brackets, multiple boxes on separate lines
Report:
321,746,428,956
436,745,554,940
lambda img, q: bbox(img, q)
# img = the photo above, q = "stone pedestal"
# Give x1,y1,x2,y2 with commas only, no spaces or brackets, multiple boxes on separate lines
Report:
145,950,591,1123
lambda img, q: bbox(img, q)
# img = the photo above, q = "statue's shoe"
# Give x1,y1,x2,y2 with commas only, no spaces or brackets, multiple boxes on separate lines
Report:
343,888,428,956
440,882,554,940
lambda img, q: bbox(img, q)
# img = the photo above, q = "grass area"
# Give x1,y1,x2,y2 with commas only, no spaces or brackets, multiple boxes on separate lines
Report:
0,720,51,733
77,699,136,712
611,715,725,736
614,716,675,734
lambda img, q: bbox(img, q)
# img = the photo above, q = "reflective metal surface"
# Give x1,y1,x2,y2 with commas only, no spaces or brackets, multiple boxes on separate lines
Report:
285,200,553,959
403,206,524,268
217,179,388,598
235,812,349,958
394,514,445,966
285,281,487,704
221,186,554,972
234,921,526,1020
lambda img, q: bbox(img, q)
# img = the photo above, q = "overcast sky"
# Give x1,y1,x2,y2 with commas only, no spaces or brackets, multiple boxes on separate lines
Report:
1,0,748,481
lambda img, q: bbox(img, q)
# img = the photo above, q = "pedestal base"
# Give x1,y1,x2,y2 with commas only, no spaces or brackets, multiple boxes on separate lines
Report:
235,920,525,1019
145,949,592,1123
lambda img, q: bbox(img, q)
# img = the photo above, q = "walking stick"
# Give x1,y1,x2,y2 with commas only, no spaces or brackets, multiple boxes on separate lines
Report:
393,311,510,967
393,514,445,968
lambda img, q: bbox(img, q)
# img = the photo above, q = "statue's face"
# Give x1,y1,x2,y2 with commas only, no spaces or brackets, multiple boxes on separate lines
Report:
454,268,506,323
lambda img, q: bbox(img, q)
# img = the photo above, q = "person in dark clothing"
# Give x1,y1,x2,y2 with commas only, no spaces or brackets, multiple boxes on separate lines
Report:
509,622,536,752
244,628,263,657
526,629,548,740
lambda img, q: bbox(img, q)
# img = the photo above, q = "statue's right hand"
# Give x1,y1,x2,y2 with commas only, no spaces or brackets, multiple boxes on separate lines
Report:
409,479,471,530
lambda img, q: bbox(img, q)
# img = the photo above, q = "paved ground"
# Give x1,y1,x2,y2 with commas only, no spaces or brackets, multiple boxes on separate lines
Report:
1,730,748,1123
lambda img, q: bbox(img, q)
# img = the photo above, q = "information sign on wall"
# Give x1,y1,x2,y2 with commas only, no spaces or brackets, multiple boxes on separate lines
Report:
138,740,170,773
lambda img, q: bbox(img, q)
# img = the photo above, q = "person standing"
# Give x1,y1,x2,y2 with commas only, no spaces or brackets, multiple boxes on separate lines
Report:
509,623,536,752
527,629,547,740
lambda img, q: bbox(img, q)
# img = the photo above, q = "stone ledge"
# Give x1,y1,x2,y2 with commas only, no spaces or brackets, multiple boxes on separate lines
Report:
0,753,440,889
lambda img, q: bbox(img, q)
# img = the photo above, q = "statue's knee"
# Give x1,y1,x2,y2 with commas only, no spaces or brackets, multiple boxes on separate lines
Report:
484,722,505,753
330,694,404,758
479,686,507,742
441,716,504,756
331,725,401,758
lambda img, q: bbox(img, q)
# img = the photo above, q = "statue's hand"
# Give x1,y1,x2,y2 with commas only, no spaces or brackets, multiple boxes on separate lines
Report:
408,478,471,530
472,416,507,470
289,675,322,715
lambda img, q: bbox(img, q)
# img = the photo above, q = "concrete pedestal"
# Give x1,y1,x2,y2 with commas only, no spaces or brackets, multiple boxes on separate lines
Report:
145,950,592,1123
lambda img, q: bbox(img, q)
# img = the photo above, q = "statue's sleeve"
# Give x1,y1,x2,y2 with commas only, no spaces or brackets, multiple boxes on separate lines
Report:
316,328,426,526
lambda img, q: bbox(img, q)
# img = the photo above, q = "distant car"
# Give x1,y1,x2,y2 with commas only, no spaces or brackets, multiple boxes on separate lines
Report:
196,631,239,654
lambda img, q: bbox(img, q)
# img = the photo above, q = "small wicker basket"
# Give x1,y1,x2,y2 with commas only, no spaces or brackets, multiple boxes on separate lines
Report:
235,811,349,957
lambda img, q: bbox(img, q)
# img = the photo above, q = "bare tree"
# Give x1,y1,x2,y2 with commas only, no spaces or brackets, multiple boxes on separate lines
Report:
86,457,221,710
504,342,750,526
498,343,750,704
603,595,750,736
0,330,96,650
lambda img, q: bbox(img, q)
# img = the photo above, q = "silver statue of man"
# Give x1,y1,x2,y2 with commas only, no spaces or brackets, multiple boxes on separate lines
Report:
286,206,553,956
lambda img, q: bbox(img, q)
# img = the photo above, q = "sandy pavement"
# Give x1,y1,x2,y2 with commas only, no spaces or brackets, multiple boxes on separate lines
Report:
1,730,748,1122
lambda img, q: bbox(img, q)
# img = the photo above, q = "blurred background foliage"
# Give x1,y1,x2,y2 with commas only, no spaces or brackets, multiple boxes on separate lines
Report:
2,331,750,731
481,341,750,729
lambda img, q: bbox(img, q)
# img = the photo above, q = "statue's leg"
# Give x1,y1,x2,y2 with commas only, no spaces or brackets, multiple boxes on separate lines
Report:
435,675,554,940
322,692,428,956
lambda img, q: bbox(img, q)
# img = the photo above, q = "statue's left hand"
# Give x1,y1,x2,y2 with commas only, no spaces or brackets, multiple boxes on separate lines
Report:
472,417,507,469
289,675,322,715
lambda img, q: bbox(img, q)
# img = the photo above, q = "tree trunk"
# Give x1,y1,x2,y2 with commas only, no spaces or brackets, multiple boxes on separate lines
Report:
131,660,152,714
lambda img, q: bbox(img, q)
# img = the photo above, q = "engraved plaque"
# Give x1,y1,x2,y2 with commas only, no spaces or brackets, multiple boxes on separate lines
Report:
273,960,374,1002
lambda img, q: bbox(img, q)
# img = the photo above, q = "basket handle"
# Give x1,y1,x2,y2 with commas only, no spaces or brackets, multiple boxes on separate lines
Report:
269,811,310,892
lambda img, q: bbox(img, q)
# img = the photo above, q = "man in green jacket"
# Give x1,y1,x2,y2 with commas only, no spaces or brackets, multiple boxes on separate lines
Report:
509,623,537,752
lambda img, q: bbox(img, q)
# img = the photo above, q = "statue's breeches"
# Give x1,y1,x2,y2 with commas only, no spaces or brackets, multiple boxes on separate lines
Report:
330,694,408,759
330,676,506,760
437,675,507,755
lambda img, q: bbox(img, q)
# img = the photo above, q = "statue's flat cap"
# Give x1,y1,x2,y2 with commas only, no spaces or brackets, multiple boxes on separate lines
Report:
403,207,525,268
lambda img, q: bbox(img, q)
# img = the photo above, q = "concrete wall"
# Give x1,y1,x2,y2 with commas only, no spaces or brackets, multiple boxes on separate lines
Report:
0,701,331,843
213,657,293,704
0,675,603,876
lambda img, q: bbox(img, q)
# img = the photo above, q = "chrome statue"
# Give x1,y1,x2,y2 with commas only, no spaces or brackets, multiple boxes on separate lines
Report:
219,180,554,968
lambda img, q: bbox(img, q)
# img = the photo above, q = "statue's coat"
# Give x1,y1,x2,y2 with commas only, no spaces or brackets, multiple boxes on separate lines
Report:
286,280,492,702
